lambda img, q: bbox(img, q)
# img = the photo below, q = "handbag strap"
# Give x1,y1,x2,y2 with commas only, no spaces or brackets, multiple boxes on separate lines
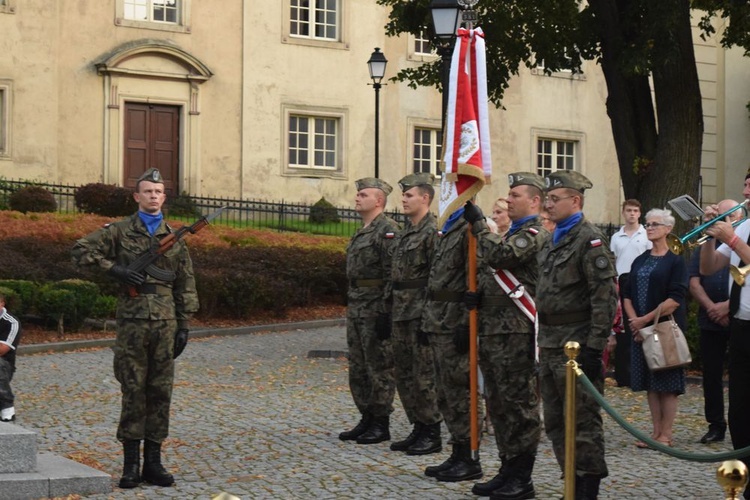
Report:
651,303,664,326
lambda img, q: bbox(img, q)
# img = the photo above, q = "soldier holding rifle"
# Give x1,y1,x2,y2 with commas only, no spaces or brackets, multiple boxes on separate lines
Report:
72,168,199,489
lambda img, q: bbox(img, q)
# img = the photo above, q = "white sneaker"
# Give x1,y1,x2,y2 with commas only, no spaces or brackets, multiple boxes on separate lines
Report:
0,407,15,421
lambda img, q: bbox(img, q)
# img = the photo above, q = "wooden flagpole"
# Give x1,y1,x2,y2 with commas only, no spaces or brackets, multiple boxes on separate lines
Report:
468,223,479,459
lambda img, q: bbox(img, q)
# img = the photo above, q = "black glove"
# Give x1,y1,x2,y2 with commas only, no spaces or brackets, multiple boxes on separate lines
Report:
108,265,146,286
173,329,189,359
464,291,482,310
579,346,603,382
417,330,430,347
453,328,470,355
375,313,392,341
463,201,484,224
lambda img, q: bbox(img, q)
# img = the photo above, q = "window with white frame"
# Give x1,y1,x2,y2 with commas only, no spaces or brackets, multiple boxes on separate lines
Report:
116,0,190,32
285,108,345,177
290,0,338,41
0,83,9,157
414,30,433,56
536,138,576,177
413,127,443,177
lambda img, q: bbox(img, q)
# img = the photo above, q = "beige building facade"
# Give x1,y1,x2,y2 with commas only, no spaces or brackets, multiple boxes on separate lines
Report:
0,1,747,223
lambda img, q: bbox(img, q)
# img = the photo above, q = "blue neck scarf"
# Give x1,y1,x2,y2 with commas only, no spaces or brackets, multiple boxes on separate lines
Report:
442,207,465,234
552,212,583,245
509,215,537,236
138,211,163,236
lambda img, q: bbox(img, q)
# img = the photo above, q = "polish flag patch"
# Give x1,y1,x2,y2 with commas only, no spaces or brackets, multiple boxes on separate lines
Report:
590,239,602,247
385,232,395,239
528,228,539,235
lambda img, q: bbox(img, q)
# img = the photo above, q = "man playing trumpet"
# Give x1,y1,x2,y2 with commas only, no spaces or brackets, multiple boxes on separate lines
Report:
699,174,750,499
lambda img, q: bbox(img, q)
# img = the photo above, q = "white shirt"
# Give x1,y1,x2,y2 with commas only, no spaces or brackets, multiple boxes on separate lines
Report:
610,225,653,276
717,219,750,320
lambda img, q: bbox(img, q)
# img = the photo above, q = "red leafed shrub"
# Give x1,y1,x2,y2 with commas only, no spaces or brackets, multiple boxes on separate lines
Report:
9,186,57,214
74,183,137,217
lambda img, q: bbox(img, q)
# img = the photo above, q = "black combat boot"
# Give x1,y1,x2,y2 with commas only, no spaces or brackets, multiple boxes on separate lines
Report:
118,440,141,489
356,415,390,444
434,440,483,482
489,453,536,500
339,413,372,441
425,442,460,477
472,458,508,496
390,422,422,451
142,440,175,487
575,474,601,500
406,421,442,455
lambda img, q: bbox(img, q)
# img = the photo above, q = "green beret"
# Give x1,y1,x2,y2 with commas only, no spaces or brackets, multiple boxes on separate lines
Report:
508,172,544,191
398,173,435,192
544,170,593,193
136,168,164,185
355,177,393,196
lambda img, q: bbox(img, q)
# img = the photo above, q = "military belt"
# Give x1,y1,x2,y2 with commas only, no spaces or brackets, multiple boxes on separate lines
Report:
349,278,385,288
427,290,464,302
392,279,428,290
481,295,514,307
134,284,173,296
538,309,591,326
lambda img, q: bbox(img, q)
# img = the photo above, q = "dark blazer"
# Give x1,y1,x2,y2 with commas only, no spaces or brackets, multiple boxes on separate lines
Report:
623,250,689,331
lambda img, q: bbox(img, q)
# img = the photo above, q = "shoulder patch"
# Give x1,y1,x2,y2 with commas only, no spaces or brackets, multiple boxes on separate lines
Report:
102,223,111,228
515,236,529,249
595,255,609,269
438,231,444,237
527,227,539,235
384,232,395,239
590,239,602,248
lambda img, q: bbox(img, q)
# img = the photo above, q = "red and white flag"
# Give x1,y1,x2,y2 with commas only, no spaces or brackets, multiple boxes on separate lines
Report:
438,27,492,227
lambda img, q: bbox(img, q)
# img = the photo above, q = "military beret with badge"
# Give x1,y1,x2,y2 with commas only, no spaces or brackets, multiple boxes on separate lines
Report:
398,172,435,192
544,170,593,193
136,168,164,185
508,171,545,191
355,177,393,196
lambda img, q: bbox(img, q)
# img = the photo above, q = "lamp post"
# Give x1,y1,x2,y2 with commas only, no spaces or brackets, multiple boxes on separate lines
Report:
429,0,461,135
367,47,388,179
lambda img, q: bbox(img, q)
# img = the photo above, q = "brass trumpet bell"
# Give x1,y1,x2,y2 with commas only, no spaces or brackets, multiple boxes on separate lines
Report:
730,263,750,286
665,200,749,255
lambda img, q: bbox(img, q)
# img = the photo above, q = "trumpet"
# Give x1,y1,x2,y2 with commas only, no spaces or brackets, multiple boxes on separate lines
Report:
687,218,747,249
730,263,750,286
666,200,749,255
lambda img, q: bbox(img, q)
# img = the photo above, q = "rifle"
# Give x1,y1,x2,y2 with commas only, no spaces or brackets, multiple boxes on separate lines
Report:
126,206,225,297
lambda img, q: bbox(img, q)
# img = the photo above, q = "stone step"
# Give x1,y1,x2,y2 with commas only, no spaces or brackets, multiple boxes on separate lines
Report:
0,452,111,500
0,422,36,473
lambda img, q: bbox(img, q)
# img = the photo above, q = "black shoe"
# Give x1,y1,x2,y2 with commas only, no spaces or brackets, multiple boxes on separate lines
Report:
391,423,422,451
118,440,141,489
339,413,372,441
142,440,174,487
700,428,726,444
406,422,442,456
488,453,536,500
472,470,508,496
575,474,600,500
435,441,483,483
356,416,390,444
425,444,459,477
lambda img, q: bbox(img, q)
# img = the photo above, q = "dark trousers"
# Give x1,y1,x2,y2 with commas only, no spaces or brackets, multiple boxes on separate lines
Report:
614,273,631,387
728,319,750,478
699,328,729,431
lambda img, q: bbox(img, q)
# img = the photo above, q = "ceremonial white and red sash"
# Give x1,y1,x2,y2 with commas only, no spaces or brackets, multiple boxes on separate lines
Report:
492,268,540,361
438,27,491,227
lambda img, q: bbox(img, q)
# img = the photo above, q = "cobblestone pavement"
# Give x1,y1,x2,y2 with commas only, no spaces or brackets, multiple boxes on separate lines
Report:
13,325,740,499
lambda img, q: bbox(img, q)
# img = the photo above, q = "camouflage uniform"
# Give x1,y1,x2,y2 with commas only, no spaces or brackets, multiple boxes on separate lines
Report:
391,211,441,426
474,216,547,460
421,217,470,441
346,212,399,418
536,217,617,478
72,213,198,443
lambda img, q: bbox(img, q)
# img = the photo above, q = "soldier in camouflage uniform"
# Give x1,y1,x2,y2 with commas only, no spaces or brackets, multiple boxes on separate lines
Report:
421,204,483,483
389,173,443,456
536,170,617,500
339,178,400,445
463,172,548,500
72,168,198,489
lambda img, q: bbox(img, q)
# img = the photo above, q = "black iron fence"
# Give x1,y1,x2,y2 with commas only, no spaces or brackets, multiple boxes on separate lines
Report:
0,178,618,239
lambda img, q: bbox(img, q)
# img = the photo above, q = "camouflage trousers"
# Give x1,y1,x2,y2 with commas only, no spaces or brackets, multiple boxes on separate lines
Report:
392,319,442,425
479,333,540,459
114,318,176,443
0,357,14,410
539,347,608,477
430,333,470,441
346,316,395,417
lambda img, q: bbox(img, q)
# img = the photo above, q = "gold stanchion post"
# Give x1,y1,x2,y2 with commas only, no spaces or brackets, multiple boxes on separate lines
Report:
563,341,581,500
717,460,748,500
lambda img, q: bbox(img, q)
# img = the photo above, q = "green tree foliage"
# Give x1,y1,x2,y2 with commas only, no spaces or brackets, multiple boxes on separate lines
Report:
378,0,750,210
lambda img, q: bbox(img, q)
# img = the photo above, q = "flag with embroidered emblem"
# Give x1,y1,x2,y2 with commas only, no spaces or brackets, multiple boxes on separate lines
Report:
438,27,492,227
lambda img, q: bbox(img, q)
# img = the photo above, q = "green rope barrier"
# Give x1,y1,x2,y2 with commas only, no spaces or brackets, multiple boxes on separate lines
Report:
577,372,750,462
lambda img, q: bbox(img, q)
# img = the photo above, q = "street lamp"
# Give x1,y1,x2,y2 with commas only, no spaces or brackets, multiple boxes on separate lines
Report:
428,0,461,136
367,47,388,179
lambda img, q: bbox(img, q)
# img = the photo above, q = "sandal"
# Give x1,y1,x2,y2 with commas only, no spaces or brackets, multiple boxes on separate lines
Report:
656,438,673,447
635,440,649,449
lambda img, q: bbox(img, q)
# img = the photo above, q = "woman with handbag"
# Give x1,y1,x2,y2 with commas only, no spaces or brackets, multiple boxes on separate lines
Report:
622,208,689,448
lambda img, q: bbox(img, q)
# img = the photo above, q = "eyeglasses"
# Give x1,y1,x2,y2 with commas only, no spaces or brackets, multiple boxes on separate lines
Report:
644,222,666,228
546,195,576,204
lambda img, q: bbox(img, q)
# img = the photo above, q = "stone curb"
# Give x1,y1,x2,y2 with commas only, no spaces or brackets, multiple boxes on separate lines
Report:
17,317,347,356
